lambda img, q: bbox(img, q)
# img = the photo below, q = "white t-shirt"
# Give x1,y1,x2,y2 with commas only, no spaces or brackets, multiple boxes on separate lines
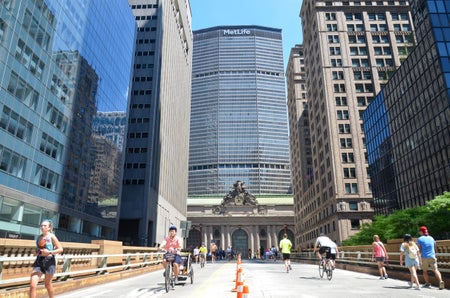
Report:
316,236,334,248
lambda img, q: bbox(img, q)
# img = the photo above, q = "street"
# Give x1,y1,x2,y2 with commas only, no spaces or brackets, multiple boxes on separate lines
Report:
57,259,448,298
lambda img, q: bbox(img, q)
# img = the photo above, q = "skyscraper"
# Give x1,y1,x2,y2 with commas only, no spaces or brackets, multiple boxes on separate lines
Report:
286,44,311,242
189,26,291,196
0,0,135,241
296,0,414,247
120,0,192,246
363,0,450,215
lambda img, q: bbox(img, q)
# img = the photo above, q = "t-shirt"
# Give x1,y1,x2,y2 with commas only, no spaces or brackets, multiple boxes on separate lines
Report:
279,238,292,254
373,241,386,258
316,236,334,248
417,235,436,258
162,236,182,252
330,242,338,254
199,246,207,254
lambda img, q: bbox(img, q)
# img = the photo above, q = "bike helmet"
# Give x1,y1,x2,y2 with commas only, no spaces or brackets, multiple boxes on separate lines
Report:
169,225,177,232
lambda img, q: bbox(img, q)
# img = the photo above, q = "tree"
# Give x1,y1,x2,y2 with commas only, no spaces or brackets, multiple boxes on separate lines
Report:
341,192,450,246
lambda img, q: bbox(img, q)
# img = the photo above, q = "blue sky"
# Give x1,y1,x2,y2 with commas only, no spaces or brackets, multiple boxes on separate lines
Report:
190,0,304,68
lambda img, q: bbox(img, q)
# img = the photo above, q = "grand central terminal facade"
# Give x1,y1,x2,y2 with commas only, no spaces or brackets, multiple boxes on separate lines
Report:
186,182,294,259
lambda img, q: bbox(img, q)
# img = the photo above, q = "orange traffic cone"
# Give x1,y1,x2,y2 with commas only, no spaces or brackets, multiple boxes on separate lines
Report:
242,285,249,298
232,266,243,292
236,269,244,297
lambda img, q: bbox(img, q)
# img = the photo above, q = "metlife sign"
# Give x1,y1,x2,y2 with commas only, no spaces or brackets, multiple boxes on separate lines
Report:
222,28,252,36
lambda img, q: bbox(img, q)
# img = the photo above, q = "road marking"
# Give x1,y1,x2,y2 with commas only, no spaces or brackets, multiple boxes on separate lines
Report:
188,262,236,298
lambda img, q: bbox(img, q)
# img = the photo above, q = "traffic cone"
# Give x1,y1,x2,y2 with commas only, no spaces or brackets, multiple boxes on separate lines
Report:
231,266,243,292
235,269,244,297
242,285,249,298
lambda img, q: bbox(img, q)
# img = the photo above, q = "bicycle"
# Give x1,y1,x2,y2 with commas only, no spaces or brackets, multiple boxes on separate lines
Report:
199,253,206,268
164,253,176,292
318,252,333,280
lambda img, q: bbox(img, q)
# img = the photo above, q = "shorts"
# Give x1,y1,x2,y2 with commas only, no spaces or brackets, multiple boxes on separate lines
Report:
319,246,331,257
164,253,182,264
282,253,290,260
329,253,337,260
32,256,56,275
375,257,385,262
421,257,438,271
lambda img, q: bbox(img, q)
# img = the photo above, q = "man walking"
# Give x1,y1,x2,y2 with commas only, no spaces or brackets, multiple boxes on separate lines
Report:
417,226,445,290
279,234,292,273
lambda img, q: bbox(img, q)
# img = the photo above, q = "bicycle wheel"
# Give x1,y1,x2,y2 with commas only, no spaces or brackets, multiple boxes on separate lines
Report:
318,259,325,278
200,256,205,268
164,263,172,292
326,261,333,280
190,267,194,284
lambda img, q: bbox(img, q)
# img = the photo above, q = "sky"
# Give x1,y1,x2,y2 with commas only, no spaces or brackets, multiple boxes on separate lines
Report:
189,0,304,68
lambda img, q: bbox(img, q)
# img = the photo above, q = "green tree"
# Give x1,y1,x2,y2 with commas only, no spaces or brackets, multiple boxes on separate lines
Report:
341,192,450,246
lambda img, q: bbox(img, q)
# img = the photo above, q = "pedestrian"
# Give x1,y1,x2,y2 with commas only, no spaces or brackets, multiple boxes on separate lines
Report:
193,246,199,264
210,242,217,263
371,235,389,280
30,219,63,298
279,234,292,273
399,234,421,290
329,240,339,269
248,248,252,259
417,226,445,290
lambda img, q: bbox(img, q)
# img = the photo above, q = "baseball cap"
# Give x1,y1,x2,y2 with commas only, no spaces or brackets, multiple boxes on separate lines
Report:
169,225,177,232
419,226,428,235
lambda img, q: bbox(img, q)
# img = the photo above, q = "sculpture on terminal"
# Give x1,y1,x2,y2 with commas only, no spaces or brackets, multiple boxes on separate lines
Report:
221,180,258,206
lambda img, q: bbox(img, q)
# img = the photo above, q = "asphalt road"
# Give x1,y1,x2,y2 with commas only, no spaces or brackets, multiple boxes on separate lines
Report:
56,259,448,298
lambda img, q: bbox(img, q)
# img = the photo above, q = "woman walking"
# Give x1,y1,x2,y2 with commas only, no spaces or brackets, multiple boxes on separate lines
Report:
399,234,421,290
29,219,63,298
372,235,389,280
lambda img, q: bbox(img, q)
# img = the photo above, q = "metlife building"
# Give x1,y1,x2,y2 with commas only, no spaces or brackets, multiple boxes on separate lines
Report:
189,26,292,196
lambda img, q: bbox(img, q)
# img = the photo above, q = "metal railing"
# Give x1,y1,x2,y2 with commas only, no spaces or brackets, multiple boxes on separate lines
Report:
1,250,448,289
292,251,450,273
0,252,165,287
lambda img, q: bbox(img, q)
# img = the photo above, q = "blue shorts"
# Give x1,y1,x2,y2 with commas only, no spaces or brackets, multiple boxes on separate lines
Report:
164,253,182,264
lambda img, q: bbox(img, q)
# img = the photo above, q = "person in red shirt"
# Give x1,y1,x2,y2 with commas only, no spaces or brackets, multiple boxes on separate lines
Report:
160,225,183,284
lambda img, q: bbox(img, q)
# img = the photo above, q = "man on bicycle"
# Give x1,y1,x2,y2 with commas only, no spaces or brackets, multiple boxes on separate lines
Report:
314,233,334,266
199,243,207,265
160,225,183,284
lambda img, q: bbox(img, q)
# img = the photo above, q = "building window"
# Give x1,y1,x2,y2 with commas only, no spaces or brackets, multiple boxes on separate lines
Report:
351,219,360,229
0,145,27,178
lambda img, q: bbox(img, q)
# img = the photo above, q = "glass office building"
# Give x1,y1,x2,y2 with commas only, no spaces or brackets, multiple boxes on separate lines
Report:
363,0,450,215
189,26,291,196
0,0,135,241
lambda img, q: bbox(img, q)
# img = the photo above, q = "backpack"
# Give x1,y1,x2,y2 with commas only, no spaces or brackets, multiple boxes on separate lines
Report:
408,244,418,259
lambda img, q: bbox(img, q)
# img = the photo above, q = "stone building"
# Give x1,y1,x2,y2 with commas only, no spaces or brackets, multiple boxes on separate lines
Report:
186,182,294,258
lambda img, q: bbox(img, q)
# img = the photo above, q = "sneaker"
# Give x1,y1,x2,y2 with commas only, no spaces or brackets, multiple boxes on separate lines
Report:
423,283,431,288
439,281,445,290
379,277,385,280
286,268,289,273
384,274,388,279
415,285,421,290
289,264,292,270
174,277,179,284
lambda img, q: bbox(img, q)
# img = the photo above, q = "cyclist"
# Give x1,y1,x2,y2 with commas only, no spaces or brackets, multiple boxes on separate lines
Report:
160,225,183,284
313,233,334,266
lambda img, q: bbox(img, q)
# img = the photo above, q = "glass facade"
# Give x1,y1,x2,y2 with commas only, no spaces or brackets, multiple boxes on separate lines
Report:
363,0,450,214
189,26,292,196
0,0,135,241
